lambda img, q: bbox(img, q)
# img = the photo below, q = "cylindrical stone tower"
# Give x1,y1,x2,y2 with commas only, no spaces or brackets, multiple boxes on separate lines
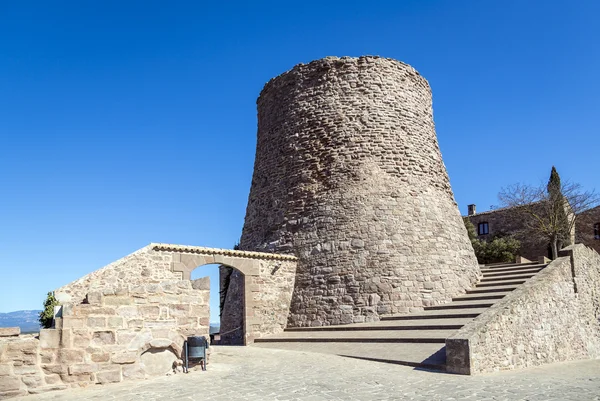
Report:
241,56,479,327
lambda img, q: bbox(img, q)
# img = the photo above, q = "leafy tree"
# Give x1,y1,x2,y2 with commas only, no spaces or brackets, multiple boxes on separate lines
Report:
499,166,599,259
39,292,59,329
464,218,521,264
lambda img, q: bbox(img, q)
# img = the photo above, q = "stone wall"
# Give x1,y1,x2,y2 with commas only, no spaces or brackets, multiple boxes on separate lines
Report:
0,334,66,398
0,278,210,399
446,244,600,374
219,259,297,344
1,244,296,398
576,205,600,254
55,245,179,305
241,56,480,327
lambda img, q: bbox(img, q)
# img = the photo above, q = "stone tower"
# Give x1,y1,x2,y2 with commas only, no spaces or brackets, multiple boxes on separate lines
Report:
240,56,479,327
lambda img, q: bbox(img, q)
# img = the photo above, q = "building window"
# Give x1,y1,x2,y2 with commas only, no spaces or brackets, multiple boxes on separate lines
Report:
595,223,600,240
478,222,489,236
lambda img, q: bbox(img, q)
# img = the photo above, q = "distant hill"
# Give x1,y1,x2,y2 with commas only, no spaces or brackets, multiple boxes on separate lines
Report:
0,310,42,334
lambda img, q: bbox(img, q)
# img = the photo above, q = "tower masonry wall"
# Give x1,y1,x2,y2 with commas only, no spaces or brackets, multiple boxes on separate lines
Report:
241,56,480,327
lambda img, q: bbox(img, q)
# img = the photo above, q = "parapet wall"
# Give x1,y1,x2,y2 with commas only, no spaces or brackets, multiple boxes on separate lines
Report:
446,244,600,374
241,56,480,327
0,278,210,398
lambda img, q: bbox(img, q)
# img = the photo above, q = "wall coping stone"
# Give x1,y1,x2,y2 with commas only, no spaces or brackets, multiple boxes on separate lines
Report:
150,243,297,261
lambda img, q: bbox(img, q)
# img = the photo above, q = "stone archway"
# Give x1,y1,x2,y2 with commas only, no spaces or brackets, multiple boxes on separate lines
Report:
165,248,260,345
150,244,297,345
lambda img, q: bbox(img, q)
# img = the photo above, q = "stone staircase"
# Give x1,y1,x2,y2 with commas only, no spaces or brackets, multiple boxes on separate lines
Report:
252,261,547,371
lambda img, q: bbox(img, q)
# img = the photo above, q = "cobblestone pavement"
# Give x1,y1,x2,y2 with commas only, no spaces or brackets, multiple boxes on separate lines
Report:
20,346,600,401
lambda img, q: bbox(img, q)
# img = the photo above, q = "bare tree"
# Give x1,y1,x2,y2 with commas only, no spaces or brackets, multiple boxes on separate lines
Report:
498,167,599,260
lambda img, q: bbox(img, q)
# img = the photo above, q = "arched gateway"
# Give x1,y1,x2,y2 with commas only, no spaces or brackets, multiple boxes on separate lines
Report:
51,243,297,377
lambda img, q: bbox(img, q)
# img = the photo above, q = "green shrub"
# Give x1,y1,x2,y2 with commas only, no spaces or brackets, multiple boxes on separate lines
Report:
39,292,59,329
464,218,521,264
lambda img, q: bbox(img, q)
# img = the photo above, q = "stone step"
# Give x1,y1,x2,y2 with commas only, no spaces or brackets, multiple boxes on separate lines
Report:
381,308,489,320
284,317,473,332
466,285,517,294
425,301,496,310
480,273,536,282
285,318,471,332
452,293,506,302
254,328,456,343
479,264,545,273
475,279,526,287
481,267,543,277
481,261,541,269
251,342,447,371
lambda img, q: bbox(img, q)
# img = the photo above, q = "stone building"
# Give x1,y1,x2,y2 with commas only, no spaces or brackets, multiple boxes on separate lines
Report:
465,203,595,260
238,56,480,328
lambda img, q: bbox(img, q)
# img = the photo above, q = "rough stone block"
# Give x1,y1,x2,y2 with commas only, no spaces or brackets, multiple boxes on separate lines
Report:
91,352,110,363
0,376,22,392
168,304,190,317
86,292,103,305
0,363,12,377
69,363,99,375
116,306,139,318
59,373,92,384
107,317,124,329
190,304,209,317
139,305,160,319
27,384,68,394
122,364,145,380
59,328,72,348
42,364,67,375
39,329,60,349
58,349,84,364
71,331,91,348
96,368,122,384
150,338,172,348
111,351,137,364
91,331,116,346
191,277,210,290
21,373,44,388
143,320,177,329
44,374,62,385
175,317,197,327
13,364,39,375
126,330,152,351
87,317,107,328
40,350,56,364
104,296,133,306
7,338,38,355
62,317,85,329
0,327,20,337
126,319,143,329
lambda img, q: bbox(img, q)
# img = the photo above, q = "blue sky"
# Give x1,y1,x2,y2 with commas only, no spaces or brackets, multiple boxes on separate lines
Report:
1,1,598,322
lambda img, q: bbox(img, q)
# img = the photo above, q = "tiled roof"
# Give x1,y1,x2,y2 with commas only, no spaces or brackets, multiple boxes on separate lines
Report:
150,243,297,261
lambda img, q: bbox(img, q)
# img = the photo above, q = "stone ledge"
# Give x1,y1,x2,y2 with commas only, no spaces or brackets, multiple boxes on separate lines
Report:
150,243,297,261
0,327,20,337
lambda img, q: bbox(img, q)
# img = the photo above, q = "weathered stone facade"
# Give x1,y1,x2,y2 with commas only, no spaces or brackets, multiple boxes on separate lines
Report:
446,244,600,374
241,56,480,327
